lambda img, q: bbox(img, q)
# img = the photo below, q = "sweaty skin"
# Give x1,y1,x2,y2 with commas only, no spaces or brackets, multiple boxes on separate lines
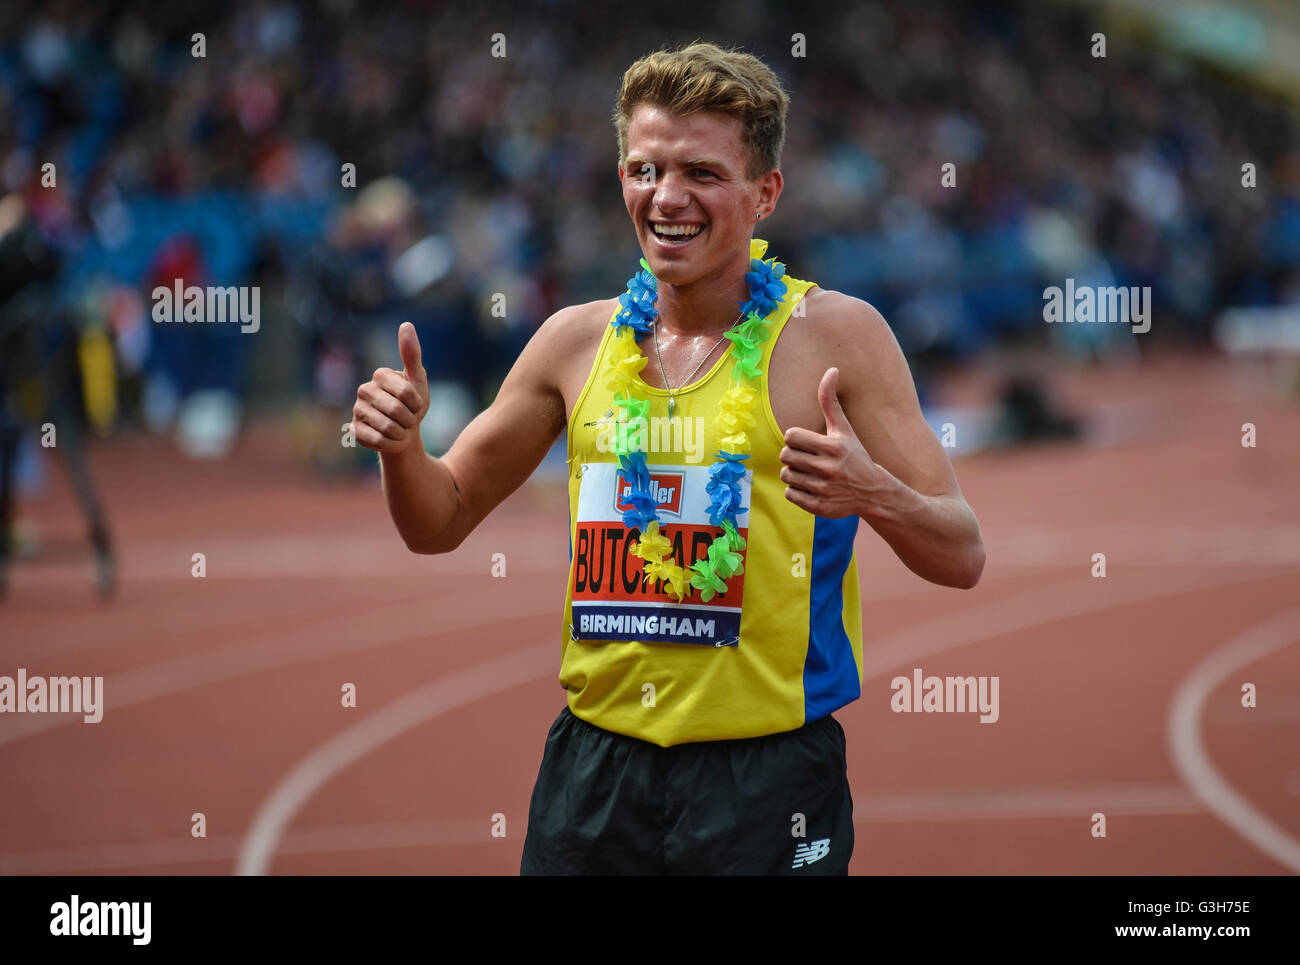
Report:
354,105,984,589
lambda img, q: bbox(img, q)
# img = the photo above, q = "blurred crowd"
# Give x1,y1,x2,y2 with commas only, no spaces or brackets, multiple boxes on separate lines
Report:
2,0,1300,458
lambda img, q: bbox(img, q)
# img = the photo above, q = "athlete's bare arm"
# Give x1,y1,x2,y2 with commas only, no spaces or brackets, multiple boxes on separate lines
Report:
353,303,607,554
774,289,985,589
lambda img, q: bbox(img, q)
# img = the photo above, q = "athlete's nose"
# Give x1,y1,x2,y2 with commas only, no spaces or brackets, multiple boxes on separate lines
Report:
652,169,691,213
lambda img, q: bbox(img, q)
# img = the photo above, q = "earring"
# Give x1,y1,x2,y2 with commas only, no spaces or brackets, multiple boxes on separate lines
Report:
755,213,762,220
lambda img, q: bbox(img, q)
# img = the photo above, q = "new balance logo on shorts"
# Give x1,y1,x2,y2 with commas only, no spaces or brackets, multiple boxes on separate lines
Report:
792,838,831,868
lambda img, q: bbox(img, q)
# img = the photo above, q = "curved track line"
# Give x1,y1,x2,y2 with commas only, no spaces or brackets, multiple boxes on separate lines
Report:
0,573,924,746
0,784,1207,874
236,568,1290,875
858,567,1293,681
235,642,555,875
1167,605,1300,874
0,593,554,747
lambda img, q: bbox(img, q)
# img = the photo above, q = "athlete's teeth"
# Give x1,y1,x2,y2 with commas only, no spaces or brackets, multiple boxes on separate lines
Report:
654,224,702,238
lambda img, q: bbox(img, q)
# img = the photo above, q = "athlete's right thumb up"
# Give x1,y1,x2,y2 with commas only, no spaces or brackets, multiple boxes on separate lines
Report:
399,321,426,388
352,322,430,455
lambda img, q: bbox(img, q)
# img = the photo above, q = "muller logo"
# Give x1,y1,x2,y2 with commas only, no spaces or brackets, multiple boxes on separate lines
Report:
615,470,685,516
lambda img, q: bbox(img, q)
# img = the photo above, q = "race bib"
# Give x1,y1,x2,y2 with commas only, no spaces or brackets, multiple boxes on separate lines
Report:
571,462,751,647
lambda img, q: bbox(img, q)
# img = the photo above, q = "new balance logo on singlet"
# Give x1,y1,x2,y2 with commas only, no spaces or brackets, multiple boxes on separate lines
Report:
792,838,831,868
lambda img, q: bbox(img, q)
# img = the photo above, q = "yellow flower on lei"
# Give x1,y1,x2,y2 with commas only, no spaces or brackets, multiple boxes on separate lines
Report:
717,381,760,455
603,327,648,396
717,386,758,435
721,382,757,409
719,431,749,454
630,521,689,602
654,561,689,602
629,519,671,562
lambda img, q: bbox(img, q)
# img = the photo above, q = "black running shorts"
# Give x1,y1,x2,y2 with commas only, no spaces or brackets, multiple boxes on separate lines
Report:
520,705,854,875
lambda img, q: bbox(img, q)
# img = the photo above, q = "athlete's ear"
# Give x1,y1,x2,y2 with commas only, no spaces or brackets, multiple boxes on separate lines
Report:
755,168,783,219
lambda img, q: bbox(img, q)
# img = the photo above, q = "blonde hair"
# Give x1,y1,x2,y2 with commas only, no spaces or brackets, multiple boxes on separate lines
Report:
613,42,789,180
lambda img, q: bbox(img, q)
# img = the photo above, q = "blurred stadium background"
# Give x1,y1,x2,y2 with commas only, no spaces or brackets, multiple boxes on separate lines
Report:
2,0,1299,875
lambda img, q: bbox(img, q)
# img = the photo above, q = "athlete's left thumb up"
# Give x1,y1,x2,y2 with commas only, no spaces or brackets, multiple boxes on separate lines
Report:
818,367,849,435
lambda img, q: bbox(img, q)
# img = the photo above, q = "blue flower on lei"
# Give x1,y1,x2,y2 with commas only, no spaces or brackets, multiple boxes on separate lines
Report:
705,452,749,528
611,258,658,337
617,450,660,530
740,257,787,319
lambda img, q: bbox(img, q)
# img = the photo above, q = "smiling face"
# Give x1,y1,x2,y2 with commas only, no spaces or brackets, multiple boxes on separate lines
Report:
619,104,782,290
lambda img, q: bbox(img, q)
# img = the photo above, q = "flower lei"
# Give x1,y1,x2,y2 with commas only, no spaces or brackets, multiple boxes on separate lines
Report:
603,239,788,604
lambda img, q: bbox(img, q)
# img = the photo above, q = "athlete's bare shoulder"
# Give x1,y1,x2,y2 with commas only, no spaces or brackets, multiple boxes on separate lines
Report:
540,297,620,352
771,286,894,384
798,287,891,349
769,285,909,434
793,287,908,387
526,298,621,418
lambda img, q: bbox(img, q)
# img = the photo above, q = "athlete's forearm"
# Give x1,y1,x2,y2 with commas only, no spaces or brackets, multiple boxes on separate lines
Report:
379,445,463,554
859,473,984,589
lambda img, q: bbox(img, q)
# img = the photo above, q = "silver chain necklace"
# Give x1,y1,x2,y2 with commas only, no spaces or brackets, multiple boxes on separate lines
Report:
652,310,744,419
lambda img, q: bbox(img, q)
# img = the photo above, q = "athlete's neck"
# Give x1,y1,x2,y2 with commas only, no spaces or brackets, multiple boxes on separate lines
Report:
652,247,752,336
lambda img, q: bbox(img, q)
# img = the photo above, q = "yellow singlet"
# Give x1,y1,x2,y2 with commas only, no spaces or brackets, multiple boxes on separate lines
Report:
559,239,864,746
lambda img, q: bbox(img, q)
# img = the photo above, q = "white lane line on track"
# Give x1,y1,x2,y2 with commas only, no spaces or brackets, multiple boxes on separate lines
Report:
6,570,920,663
4,586,474,662
0,570,957,744
0,821,491,875
858,566,1295,681
234,643,556,876
1167,605,1300,874
6,529,565,589
0,785,1201,874
11,522,1297,589
853,785,1202,823
234,567,1292,875
0,592,555,747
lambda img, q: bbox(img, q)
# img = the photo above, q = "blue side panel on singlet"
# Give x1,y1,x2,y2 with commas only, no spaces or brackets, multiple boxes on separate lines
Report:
803,514,861,722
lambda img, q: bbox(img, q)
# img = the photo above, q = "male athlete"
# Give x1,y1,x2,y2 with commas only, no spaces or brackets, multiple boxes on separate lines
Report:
352,43,984,875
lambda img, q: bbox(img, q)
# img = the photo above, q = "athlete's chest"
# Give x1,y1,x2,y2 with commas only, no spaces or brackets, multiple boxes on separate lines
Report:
561,299,835,438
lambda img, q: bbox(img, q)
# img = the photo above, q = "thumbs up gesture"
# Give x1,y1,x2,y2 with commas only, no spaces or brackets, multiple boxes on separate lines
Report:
352,322,431,455
780,367,889,518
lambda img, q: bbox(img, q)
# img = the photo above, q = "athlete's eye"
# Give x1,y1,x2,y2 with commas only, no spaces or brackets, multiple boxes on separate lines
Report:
691,168,715,178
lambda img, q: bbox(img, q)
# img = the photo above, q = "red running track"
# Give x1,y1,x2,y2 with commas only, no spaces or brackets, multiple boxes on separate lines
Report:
1,354,1297,874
